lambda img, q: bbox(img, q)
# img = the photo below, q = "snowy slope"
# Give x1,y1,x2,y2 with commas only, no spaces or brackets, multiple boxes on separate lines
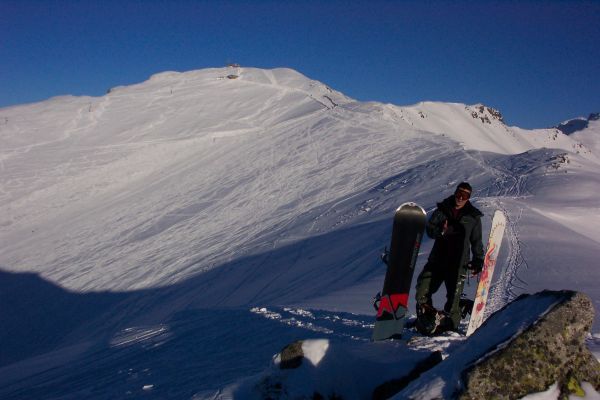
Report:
0,67,598,399
393,101,595,158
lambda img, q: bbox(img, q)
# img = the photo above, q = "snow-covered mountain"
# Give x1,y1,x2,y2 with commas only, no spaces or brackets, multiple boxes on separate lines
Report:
0,67,598,399
557,113,600,154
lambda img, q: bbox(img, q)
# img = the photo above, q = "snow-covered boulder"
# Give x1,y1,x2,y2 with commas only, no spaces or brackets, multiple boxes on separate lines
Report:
399,290,599,400
458,291,599,400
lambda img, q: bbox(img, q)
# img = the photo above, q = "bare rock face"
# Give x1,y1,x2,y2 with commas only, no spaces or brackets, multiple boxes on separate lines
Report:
468,104,505,124
459,291,599,399
279,340,304,370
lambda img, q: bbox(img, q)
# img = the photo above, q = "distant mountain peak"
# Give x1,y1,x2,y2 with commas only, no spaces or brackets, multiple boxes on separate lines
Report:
556,112,599,135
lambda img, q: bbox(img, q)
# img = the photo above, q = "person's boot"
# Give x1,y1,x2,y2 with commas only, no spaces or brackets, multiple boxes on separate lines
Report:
416,303,440,335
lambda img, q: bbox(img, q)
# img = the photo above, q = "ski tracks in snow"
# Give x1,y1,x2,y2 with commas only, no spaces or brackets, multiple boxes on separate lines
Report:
249,306,469,358
486,204,529,316
250,306,373,341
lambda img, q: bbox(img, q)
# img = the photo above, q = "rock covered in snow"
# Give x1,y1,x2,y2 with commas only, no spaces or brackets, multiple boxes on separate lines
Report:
459,290,599,400
398,290,599,400
279,340,305,369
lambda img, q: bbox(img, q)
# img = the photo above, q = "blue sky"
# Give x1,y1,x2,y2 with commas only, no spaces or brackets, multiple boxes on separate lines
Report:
1,0,598,128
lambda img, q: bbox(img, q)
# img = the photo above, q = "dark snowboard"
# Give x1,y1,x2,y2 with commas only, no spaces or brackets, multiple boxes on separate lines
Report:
372,202,427,341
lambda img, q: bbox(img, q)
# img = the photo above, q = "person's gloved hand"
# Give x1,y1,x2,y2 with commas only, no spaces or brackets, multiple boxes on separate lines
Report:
440,219,453,236
467,259,483,275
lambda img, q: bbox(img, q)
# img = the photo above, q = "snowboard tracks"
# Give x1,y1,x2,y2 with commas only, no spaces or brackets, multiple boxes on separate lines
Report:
487,205,528,316
250,307,373,341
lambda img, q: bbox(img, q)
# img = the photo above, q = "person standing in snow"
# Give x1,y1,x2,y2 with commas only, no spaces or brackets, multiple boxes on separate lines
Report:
415,182,484,334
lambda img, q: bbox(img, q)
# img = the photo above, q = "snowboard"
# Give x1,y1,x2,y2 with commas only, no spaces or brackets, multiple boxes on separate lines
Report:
372,202,427,341
466,210,507,336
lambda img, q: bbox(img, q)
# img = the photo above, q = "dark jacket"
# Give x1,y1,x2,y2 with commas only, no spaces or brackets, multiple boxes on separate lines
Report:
426,196,484,269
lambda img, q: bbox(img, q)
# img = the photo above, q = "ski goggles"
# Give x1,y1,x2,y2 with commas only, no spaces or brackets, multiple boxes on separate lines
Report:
455,188,471,200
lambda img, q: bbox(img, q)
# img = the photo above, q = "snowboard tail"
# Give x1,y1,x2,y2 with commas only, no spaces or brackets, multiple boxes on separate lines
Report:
372,202,426,341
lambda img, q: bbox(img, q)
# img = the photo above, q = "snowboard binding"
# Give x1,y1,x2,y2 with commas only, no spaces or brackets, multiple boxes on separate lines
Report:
415,304,453,336
372,292,382,312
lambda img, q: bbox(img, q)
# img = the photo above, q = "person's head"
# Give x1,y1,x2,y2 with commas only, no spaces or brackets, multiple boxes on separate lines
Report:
454,182,472,209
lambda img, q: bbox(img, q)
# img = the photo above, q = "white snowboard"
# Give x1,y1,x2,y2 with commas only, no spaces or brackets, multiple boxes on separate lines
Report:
466,210,507,336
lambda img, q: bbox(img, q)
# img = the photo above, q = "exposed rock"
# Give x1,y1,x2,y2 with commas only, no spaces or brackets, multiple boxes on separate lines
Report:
279,340,304,369
549,153,570,170
459,291,599,400
486,106,504,122
468,105,504,124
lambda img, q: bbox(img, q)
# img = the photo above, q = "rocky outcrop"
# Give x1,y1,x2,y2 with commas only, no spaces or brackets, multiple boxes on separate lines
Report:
468,104,504,124
459,291,599,400
279,340,305,369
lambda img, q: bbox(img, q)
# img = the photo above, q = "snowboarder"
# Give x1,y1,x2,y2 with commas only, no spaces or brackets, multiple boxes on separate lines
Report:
415,182,484,334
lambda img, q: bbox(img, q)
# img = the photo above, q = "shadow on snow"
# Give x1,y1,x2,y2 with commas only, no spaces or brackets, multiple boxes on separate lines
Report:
0,220,387,399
